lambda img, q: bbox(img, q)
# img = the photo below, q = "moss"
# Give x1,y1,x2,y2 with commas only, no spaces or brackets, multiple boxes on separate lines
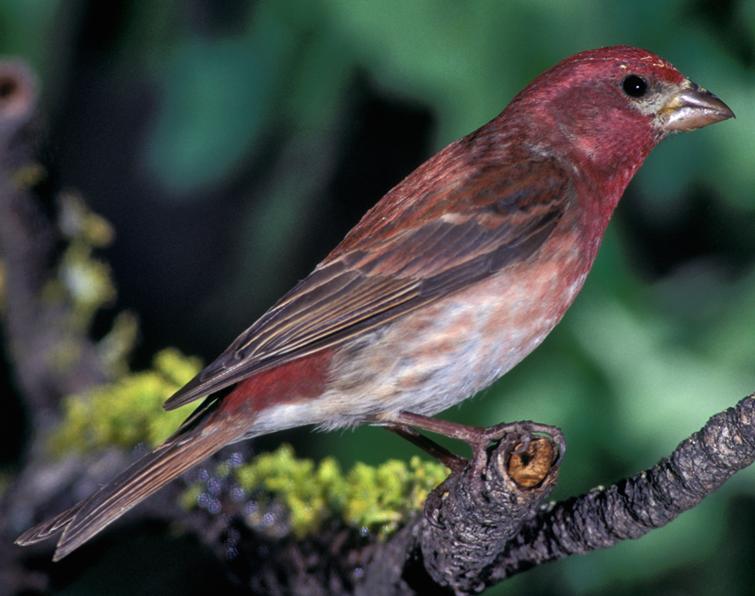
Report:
179,483,203,511
58,192,114,248
54,239,115,331
12,163,46,190
96,311,140,378
34,193,138,380
50,348,202,455
52,194,117,331
342,457,446,533
226,445,448,539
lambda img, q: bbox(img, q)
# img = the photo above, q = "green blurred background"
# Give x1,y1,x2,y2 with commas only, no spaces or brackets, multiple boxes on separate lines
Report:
1,1,755,594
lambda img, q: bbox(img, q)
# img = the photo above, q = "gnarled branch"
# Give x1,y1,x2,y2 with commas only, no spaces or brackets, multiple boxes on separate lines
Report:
350,396,754,594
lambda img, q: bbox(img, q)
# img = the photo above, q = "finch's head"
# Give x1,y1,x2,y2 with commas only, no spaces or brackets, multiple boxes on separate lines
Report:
509,45,734,181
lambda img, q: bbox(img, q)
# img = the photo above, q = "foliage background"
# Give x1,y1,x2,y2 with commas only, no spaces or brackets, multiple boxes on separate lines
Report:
1,1,754,594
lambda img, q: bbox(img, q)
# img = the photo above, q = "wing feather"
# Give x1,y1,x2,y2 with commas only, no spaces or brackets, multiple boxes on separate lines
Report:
164,156,572,410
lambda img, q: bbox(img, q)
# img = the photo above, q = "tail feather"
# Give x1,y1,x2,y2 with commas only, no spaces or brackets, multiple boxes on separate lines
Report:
16,420,243,561
15,504,82,545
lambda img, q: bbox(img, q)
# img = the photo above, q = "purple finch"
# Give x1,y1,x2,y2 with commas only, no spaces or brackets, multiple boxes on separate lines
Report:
17,45,734,561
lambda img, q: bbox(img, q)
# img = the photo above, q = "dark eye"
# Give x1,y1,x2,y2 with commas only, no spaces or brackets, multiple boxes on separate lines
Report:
622,74,648,98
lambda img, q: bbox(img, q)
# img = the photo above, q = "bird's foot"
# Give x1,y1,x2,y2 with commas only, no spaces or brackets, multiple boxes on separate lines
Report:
380,422,467,472
378,412,565,477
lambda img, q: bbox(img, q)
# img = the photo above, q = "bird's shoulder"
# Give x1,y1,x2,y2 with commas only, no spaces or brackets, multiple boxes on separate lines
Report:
328,138,571,260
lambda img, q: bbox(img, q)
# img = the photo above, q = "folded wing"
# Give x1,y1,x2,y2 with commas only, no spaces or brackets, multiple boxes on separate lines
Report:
165,156,572,410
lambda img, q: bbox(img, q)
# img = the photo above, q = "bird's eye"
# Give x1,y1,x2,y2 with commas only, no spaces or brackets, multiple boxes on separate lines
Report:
622,74,648,98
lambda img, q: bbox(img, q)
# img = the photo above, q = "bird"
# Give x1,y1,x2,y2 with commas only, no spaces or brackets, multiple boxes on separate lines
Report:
16,45,734,561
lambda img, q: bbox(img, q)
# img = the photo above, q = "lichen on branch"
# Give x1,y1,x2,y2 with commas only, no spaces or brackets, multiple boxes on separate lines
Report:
50,349,202,453
176,443,451,547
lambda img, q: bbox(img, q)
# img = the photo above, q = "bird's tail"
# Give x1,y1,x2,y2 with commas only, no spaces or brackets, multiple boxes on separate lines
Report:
15,415,243,561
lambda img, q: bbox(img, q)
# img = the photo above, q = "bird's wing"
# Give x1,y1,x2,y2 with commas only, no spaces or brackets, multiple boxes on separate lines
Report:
164,156,573,410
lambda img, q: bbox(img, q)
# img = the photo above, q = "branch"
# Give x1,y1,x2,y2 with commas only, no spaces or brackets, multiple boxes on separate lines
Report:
0,59,124,594
0,60,109,423
357,395,755,594
489,394,755,583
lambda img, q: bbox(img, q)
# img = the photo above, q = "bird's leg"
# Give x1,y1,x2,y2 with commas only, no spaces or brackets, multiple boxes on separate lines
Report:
381,422,466,472
387,411,565,472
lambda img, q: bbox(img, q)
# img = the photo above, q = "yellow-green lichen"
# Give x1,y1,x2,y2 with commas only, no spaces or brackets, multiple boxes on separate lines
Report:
36,193,135,381
229,445,448,539
12,163,46,190
58,192,114,248
96,311,140,378
50,348,202,455
55,240,116,330
40,193,117,337
179,483,203,511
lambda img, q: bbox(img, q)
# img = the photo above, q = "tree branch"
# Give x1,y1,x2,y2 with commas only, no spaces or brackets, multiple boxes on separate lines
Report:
352,395,755,594
488,394,755,583
0,60,108,423
0,58,123,594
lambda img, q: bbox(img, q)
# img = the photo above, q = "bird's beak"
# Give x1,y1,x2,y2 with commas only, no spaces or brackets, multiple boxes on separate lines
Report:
661,82,735,132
